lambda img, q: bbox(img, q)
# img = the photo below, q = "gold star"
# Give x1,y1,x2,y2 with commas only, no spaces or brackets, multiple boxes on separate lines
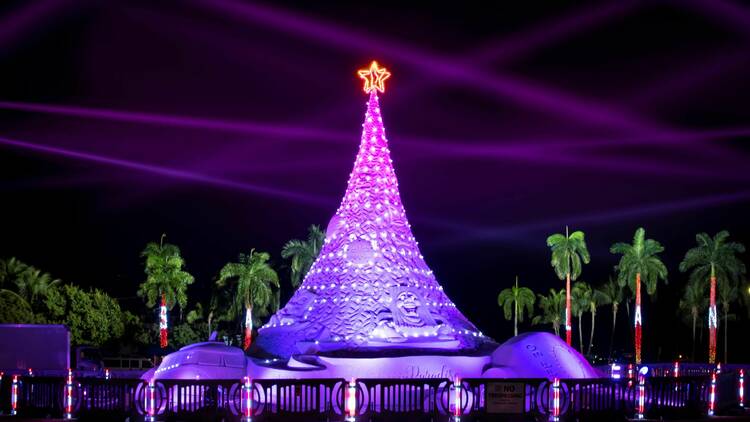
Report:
358,61,391,94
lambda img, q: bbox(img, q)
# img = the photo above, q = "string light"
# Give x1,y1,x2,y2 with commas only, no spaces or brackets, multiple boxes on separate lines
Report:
550,378,561,421
610,364,622,380
65,368,74,419
709,276,718,364
146,378,156,422
242,376,253,422
260,61,483,349
708,370,717,416
634,274,643,365
636,374,645,419
739,369,744,408
11,375,18,416
159,294,168,349
453,377,462,422
244,308,253,351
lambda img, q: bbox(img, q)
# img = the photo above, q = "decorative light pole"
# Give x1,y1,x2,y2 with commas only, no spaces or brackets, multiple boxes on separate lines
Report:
345,378,357,422
452,377,462,422
244,308,252,351
634,273,643,364
11,375,19,416
708,370,717,416
550,378,561,422
708,271,718,364
146,378,156,422
64,368,74,420
241,376,253,422
636,374,645,420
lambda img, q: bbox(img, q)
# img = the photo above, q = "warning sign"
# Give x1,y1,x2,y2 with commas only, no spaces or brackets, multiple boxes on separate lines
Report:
486,382,524,414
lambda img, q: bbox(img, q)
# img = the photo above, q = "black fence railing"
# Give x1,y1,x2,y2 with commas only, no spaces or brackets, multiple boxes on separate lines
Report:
0,371,745,421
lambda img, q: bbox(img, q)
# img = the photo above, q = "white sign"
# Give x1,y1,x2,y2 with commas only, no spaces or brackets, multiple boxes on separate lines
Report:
486,382,524,414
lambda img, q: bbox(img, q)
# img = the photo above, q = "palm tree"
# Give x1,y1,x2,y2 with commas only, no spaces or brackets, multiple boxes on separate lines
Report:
137,234,195,348
610,227,668,364
532,288,565,337
217,250,279,350
679,231,746,363
718,280,738,363
0,257,29,287
679,281,707,361
586,288,607,356
281,225,325,288
546,227,590,347
0,258,60,314
16,268,61,312
597,277,625,358
497,276,535,337
571,282,592,353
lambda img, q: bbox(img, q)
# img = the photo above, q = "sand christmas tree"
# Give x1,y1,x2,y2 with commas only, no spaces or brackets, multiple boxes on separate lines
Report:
258,62,488,357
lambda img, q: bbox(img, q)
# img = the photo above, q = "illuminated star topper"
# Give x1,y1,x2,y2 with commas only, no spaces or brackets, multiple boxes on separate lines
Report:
358,60,391,94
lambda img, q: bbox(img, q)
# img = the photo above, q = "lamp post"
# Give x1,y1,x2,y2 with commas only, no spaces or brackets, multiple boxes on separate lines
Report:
345,378,357,422
11,375,19,416
550,378,561,422
241,376,252,422
64,368,74,419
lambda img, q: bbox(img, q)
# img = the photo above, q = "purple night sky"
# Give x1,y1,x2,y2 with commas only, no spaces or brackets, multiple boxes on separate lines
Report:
1,1,749,360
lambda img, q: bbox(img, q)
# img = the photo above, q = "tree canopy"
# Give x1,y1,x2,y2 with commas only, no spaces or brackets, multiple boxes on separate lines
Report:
610,227,668,296
546,228,590,281
137,234,195,310
281,224,325,288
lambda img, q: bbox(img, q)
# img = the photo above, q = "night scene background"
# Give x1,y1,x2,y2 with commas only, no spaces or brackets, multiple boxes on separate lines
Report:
1,0,749,361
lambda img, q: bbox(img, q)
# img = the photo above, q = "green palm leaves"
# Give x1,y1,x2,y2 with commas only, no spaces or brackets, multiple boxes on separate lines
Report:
680,231,745,363
547,228,590,281
610,228,668,296
679,231,745,286
610,227,667,363
0,257,60,314
137,234,194,311
532,288,565,336
498,276,535,336
217,249,280,324
281,224,325,288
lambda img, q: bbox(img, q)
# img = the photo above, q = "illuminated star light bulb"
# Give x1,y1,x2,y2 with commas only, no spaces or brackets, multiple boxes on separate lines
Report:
358,61,391,94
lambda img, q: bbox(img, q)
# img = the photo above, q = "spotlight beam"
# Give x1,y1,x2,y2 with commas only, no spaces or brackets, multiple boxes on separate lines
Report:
2,99,747,180
469,2,637,65
0,1,75,54
0,101,349,143
428,190,750,246
679,0,750,38
192,0,663,134
299,2,636,123
0,136,332,207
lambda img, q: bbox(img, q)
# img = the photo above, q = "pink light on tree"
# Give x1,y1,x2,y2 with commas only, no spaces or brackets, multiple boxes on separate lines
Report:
160,293,168,348
257,61,488,357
